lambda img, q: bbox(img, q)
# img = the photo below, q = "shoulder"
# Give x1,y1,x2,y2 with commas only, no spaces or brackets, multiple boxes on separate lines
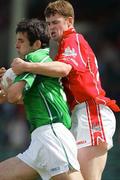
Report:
26,48,51,63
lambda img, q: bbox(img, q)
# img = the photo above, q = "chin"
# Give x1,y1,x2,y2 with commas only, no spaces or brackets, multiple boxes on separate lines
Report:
19,55,24,59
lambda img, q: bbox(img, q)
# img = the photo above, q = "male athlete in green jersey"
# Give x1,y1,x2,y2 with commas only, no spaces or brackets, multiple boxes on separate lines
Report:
0,19,83,180
15,48,71,132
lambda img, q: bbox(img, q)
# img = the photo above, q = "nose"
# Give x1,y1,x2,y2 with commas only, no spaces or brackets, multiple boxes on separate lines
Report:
15,41,20,49
48,23,55,30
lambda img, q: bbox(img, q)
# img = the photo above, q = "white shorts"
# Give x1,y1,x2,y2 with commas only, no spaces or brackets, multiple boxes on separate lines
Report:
17,123,80,180
70,102,116,150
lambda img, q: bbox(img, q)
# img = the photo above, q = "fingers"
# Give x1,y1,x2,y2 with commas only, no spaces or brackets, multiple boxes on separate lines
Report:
11,58,25,75
11,58,24,67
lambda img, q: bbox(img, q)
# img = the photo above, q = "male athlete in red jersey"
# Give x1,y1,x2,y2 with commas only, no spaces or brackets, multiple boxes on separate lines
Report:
55,28,119,112
11,1,120,180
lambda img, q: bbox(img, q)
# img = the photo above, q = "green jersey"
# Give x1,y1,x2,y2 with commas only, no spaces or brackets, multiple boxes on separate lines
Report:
14,48,71,132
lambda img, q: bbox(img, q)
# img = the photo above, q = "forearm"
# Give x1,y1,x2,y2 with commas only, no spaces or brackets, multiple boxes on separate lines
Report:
7,81,25,104
24,61,72,77
0,93,23,104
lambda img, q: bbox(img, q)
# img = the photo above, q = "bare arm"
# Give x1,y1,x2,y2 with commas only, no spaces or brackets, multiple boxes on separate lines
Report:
7,81,25,104
11,58,72,77
0,86,23,104
0,67,24,104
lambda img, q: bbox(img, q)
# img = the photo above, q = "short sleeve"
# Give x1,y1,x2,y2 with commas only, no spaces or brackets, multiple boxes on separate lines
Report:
14,73,36,92
55,34,87,72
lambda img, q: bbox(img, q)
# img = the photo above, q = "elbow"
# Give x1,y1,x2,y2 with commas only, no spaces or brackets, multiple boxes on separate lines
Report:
60,64,72,77
8,95,17,103
60,70,69,77
7,94,21,103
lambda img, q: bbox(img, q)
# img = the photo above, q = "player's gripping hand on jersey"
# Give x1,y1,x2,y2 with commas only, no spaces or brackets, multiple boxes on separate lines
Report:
11,58,27,75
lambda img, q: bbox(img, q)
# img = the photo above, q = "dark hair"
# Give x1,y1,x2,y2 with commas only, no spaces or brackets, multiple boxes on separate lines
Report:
44,0,74,19
16,18,49,48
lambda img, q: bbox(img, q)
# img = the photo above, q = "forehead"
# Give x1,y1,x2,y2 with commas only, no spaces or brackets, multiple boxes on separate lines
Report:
16,32,28,40
46,13,65,22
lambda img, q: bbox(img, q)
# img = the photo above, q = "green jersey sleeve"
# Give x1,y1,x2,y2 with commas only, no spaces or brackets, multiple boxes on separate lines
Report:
14,48,52,92
14,73,36,92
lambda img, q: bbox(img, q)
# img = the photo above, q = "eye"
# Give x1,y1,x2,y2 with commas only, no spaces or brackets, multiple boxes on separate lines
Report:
54,21,58,24
46,22,50,26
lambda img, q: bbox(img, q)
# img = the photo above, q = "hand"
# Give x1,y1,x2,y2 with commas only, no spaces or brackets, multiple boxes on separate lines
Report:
11,58,26,75
0,67,6,81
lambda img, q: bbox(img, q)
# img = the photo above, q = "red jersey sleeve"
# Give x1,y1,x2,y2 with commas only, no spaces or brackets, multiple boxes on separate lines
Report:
55,33,87,72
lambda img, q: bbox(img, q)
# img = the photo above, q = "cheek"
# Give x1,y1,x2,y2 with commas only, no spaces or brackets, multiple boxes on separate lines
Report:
22,45,30,53
57,25,64,33
48,29,51,36
59,23,68,32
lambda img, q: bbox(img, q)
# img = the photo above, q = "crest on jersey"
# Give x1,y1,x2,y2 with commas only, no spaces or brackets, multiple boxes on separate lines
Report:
62,46,77,57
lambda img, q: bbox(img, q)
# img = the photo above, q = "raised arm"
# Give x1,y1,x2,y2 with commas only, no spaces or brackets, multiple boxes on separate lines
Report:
11,58,72,77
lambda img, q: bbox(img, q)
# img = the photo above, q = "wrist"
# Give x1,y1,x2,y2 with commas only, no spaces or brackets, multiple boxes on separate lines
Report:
25,62,37,73
24,61,32,72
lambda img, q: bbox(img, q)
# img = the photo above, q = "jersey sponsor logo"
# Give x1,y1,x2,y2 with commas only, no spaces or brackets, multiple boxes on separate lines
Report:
76,140,86,145
51,164,68,172
51,167,60,172
62,46,77,57
91,123,101,132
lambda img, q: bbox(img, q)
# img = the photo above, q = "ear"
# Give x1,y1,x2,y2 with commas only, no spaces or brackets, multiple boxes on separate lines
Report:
33,40,41,50
67,17,74,27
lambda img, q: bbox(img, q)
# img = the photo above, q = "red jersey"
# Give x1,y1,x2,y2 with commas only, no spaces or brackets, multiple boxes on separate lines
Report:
55,28,120,112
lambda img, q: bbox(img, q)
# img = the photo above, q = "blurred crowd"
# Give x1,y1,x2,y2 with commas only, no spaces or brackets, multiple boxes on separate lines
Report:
0,103,30,161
